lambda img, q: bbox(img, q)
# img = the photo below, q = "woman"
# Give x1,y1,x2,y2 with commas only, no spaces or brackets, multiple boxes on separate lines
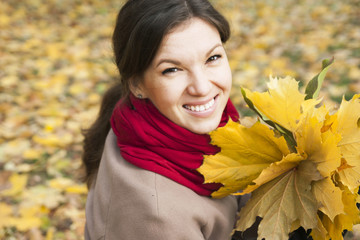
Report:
83,0,245,239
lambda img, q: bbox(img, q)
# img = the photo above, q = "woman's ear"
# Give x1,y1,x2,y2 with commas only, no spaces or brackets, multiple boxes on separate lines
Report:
129,77,147,99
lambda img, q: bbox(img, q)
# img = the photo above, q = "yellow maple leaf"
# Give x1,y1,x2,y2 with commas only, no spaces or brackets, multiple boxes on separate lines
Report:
0,173,28,197
240,152,304,194
336,94,360,159
337,166,360,194
0,203,44,232
311,214,329,240
48,177,74,190
334,94,360,193
33,133,73,148
13,205,43,232
65,184,88,194
243,76,321,132
198,119,290,198
318,94,360,193
312,185,360,240
312,177,344,221
295,110,342,177
236,161,322,239
22,149,42,160
22,186,65,209
0,203,13,228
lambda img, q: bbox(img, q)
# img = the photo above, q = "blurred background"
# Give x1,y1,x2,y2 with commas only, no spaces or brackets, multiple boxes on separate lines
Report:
0,0,359,239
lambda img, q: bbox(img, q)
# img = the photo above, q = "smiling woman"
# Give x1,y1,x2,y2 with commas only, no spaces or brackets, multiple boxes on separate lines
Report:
82,0,248,239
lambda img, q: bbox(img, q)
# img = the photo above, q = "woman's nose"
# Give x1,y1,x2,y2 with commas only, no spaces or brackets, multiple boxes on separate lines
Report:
186,68,212,96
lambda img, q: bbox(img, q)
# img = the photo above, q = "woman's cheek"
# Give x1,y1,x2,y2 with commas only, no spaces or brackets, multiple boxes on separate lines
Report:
211,64,232,90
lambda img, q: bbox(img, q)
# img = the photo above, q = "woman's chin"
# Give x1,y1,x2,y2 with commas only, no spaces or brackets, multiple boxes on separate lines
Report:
184,120,221,134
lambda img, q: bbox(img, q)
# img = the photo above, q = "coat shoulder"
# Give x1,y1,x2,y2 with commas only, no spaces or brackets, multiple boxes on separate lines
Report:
85,130,238,240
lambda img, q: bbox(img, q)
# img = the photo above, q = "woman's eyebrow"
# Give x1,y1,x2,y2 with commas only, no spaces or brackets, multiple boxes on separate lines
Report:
155,43,223,68
205,43,223,57
156,59,181,68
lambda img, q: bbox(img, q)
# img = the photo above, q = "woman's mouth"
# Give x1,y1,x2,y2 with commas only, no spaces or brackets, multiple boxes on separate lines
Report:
183,96,217,112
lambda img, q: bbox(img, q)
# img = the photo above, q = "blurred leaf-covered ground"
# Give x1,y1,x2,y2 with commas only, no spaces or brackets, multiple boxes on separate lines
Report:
0,0,359,239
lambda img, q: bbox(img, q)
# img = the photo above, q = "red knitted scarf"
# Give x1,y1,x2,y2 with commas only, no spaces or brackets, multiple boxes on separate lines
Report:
110,94,239,196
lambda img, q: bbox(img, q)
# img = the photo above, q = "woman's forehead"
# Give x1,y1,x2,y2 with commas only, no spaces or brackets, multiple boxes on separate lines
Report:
154,18,222,60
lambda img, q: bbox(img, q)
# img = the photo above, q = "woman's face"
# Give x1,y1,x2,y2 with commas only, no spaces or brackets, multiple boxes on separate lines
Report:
135,18,232,134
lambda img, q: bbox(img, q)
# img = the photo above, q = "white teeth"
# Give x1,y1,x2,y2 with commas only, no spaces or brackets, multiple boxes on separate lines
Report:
184,98,215,112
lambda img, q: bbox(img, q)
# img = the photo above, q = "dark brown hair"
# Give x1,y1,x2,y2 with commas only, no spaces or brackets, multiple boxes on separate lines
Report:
82,0,231,187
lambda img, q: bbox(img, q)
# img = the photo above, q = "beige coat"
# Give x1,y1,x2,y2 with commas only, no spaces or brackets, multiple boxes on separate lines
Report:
85,130,239,240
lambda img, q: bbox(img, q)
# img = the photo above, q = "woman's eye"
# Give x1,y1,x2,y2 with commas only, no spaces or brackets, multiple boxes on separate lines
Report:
206,54,221,63
162,68,179,75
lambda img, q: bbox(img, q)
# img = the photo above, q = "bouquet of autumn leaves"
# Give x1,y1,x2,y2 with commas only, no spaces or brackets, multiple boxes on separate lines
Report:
198,58,360,240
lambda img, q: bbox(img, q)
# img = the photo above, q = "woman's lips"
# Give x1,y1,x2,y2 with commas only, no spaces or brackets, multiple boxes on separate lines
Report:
183,95,218,117
183,98,215,112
